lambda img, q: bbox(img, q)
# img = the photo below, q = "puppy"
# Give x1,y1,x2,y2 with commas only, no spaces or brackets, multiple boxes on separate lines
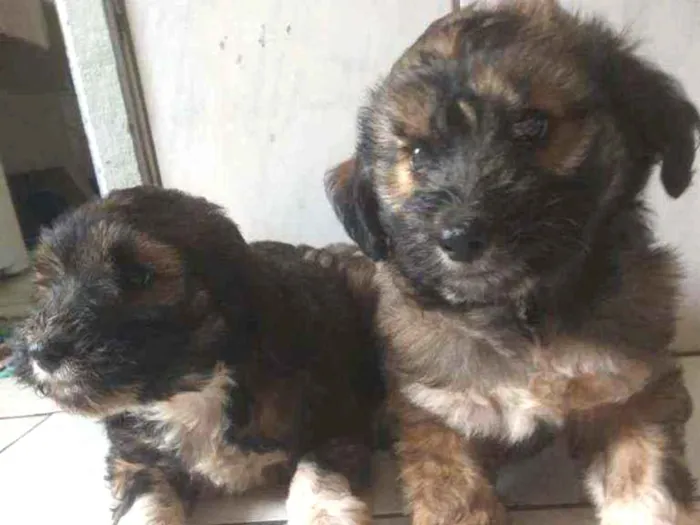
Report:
11,186,383,525
324,1,699,524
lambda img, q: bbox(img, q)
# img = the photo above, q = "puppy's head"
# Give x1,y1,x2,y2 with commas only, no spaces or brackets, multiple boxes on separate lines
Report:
11,187,252,416
327,0,699,304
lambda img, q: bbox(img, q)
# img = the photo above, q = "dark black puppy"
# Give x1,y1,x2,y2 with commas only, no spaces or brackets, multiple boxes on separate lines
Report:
12,186,383,525
324,1,699,524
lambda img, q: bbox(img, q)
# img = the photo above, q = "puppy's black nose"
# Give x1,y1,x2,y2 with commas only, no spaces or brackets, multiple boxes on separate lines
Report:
439,220,489,262
28,341,69,373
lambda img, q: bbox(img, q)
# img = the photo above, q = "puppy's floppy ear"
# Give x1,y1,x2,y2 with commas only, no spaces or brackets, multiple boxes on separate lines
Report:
324,157,388,261
603,47,700,198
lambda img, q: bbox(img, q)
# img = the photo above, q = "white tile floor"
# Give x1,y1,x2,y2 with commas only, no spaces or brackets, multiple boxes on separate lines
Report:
1,356,699,524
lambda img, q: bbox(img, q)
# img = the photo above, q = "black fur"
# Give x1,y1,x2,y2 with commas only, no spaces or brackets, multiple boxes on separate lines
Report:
11,186,383,524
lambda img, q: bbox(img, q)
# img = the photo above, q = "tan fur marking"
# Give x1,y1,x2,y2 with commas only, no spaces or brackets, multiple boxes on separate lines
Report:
396,401,507,525
388,84,435,139
529,368,652,416
328,158,357,196
526,81,596,174
387,159,416,205
566,371,695,525
140,363,288,494
458,100,478,127
51,385,140,417
117,491,186,525
84,220,132,265
33,245,62,298
129,234,185,306
538,118,595,173
133,235,182,278
585,425,681,525
606,426,659,500
111,459,145,500
470,62,519,104
111,461,186,525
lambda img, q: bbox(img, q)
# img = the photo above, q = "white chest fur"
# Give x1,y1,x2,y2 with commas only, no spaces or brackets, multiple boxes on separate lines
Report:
402,381,564,443
139,365,288,494
401,341,651,444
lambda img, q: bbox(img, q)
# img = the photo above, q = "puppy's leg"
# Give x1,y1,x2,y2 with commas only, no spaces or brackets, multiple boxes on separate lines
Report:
286,439,372,525
568,368,697,525
108,455,191,525
396,403,506,525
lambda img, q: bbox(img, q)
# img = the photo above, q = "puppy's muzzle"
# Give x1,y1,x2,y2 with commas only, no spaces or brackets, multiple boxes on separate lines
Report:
438,216,489,263
27,338,71,374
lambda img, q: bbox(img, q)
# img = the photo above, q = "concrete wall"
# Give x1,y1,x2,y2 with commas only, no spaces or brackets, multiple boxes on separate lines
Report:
124,0,700,351
124,0,453,245
55,0,143,194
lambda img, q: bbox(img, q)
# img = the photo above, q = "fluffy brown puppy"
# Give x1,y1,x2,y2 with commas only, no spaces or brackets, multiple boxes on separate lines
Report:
323,1,699,524
11,186,383,525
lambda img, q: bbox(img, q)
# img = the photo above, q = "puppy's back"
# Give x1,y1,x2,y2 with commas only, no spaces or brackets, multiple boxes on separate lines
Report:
246,240,384,442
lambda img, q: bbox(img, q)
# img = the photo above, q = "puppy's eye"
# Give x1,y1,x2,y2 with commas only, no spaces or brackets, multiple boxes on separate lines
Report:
511,109,549,144
120,262,155,290
410,145,432,174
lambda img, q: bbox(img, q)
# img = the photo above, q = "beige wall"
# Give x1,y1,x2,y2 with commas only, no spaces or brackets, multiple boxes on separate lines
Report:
124,0,454,244
125,1,700,351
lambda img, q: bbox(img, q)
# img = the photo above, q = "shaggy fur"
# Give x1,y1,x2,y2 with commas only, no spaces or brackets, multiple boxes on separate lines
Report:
322,1,700,523
11,186,383,525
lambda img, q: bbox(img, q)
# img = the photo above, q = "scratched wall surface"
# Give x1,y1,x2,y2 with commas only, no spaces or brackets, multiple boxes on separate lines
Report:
125,0,700,351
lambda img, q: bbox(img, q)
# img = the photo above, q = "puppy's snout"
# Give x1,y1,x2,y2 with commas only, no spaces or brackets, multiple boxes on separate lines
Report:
29,339,71,373
439,218,489,263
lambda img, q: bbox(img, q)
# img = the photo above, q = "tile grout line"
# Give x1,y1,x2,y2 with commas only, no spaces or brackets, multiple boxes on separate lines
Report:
0,414,51,455
0,411,62,421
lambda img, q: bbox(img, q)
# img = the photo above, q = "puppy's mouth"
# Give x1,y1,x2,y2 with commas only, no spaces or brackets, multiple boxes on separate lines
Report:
26,359,86,405
436,248,490,275
17,354,135,417
432,246,527,305
32,376,136,417
30,359,73,386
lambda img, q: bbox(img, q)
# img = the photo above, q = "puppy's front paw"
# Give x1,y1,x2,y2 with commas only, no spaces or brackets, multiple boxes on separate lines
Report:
114,494,185,525
598,502,698,525
411,492,508,525
286,461,370,525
